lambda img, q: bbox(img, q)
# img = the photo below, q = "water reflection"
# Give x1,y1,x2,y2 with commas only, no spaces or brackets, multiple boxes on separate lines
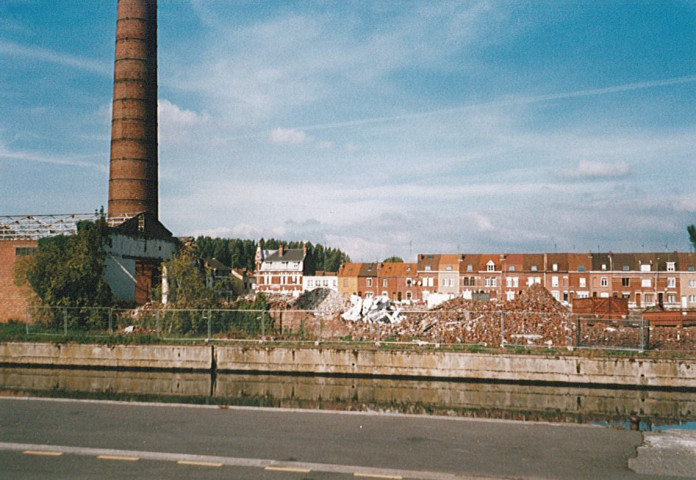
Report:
1,367,694,429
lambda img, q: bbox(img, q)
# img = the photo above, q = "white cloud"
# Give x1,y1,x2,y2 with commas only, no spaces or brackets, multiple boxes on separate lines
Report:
552,160,631,180
270,128,311,145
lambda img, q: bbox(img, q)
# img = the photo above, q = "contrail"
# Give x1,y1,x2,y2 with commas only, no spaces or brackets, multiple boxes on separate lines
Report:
0,41,111,76
291,75,696,132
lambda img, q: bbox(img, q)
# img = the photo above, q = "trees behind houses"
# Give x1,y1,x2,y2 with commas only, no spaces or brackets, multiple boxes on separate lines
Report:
689,225,696,252
194,236,350,273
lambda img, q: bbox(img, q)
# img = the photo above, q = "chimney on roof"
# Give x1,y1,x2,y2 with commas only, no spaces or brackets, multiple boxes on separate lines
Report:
278,244,284,257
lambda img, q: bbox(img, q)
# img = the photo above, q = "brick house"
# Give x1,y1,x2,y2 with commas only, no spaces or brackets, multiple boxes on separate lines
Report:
254,243,309,297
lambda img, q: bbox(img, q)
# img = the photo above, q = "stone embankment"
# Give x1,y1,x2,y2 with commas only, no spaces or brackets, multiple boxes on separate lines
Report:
1,342,694,390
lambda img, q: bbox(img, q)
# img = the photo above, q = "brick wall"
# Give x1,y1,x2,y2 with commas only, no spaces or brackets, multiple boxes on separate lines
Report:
0,240,36,322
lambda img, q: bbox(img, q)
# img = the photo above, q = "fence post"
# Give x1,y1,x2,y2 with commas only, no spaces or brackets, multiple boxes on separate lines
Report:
639,318,646,353
63,308,68,336
156,310,161,337
500,311,505,347
206,310,211,342
261,311,266,341
108,308,113,334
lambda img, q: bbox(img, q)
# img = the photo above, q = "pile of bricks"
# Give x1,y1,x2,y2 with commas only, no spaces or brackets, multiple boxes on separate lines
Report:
337,284,572,346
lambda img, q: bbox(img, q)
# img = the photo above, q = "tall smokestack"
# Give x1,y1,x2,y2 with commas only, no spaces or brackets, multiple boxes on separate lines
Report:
108,0,158,220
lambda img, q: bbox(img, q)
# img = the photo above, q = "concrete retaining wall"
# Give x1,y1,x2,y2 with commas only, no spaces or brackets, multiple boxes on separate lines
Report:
1,342,694,389
0,342,212,371
215,346,696,389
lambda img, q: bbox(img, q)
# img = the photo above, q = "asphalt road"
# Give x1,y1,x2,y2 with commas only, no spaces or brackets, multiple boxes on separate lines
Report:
0,397,686,480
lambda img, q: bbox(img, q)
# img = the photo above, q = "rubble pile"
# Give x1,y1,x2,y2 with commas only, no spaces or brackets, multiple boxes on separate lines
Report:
294,288,349,314
579,321,696,351
341,284,571,346
341,296,402,324
650,326,696,351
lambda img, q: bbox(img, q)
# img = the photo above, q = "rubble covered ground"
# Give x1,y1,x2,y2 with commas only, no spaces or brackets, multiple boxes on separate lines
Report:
271,285,696,351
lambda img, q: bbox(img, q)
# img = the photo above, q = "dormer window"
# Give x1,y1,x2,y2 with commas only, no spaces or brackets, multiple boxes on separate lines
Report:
486,261,495,272
667,262,675,272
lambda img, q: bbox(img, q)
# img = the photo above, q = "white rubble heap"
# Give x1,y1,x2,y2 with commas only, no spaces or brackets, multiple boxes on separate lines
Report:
341,295,402,324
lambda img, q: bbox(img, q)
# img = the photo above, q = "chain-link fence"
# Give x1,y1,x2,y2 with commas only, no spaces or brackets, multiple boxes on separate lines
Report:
17,306,696,352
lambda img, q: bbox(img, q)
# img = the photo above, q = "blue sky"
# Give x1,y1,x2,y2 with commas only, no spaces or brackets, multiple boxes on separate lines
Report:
1,1,695,261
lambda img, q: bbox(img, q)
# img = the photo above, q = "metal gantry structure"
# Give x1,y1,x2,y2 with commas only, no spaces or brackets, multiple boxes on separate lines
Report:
0,213,99,240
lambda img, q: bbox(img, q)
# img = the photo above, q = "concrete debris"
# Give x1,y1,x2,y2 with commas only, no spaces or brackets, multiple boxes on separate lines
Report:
342,284,571,345
342,295,402,324
293,288,350,314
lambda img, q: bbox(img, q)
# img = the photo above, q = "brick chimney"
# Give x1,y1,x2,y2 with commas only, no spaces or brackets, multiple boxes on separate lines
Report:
108,0,158,221
278,244,285,257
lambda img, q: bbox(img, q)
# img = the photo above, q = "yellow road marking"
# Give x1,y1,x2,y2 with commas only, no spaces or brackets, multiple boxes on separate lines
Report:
265,466,312,473
177,460,223,467
97,455,139,461
23,450,63,457
354,474,403,480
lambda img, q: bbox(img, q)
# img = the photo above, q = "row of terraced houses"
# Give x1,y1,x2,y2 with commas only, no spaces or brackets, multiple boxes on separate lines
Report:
255,247,696,310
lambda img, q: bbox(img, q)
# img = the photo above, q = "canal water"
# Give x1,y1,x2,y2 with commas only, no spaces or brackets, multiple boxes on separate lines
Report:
1,367,694,431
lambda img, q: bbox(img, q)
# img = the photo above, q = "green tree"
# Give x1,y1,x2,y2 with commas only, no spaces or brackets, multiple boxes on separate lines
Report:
383,256,404,263
689,225,696,252
166,248,216,309
15,217,113,329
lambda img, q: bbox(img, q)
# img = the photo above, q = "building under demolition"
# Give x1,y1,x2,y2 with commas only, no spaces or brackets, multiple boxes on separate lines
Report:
0,0,177,322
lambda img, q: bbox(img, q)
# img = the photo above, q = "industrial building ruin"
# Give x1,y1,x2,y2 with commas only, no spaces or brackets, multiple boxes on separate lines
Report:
0,0,176,322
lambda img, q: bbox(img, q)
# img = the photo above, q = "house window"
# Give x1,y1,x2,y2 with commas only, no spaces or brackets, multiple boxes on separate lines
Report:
425,265,431,271
551,276,559,287
531,265,538,272
446,265,452,271
15,247,37,256
406,278,412,287
601,277,608,287
366,278,372,287
641,264,651,272
487,261,495,272
622,278,629,287
602,264,607,271
383,279,388,287
668,277,676,288
552,264,558,272
667,262,675,272
641,278,651,288
578,266,586,272
667,294,676,303
623,265,629,271
467,264,473,271
508,266,515,272
579,278,587,288
690,280,696,288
